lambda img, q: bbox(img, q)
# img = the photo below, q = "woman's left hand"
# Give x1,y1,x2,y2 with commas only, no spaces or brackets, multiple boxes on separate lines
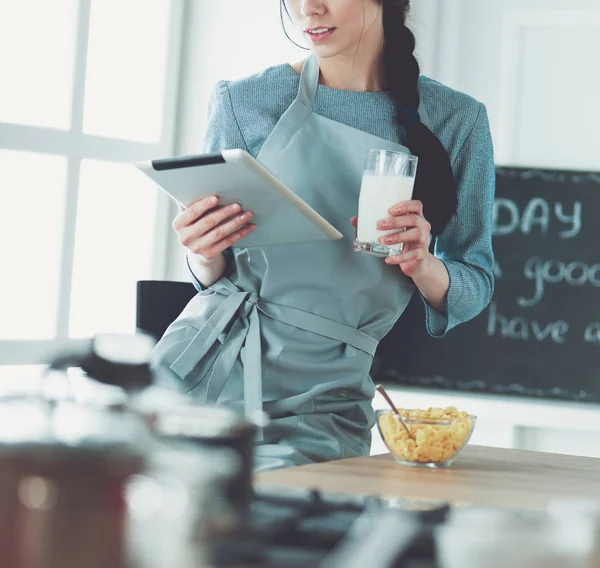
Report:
351,200,433,278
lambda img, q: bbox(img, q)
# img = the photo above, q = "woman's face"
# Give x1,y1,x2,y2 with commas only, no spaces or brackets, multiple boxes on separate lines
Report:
284,0,383,59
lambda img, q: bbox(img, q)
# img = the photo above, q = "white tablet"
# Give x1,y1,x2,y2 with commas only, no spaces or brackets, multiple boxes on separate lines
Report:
136,149,343,248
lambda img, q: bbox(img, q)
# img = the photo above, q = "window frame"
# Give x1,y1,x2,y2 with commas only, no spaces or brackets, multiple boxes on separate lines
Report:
0,0,187,365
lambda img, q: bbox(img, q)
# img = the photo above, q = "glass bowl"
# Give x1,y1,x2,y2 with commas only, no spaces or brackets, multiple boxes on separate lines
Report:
376,408,477,468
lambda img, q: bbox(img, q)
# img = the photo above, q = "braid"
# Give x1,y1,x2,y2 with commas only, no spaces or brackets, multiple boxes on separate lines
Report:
382,10,419,108
381,0,458,236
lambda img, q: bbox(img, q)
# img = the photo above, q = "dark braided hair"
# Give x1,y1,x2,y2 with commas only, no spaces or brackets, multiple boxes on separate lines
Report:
380,0,457,235
280,0,458,236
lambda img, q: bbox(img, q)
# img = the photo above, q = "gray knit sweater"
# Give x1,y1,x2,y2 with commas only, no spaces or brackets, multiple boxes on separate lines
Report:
200,63,495,336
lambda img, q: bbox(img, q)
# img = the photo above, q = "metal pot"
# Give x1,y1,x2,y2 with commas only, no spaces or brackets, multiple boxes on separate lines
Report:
0,398,145,568
133,390,265,525
125,440,238,568
47,331,259,523
0,334,244,568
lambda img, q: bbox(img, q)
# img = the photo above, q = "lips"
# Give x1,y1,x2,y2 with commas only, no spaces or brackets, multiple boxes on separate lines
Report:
304,26,336,41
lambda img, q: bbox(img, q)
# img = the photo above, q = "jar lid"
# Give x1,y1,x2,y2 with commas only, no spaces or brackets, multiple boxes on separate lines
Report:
0,399,146,477
132,388,261,440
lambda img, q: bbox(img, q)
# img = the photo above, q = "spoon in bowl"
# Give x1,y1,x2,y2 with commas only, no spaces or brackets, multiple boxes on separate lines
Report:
375,384,414,439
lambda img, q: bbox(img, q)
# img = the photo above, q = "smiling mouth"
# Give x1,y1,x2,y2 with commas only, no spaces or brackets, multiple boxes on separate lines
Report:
304,26,335,41
305,27,336,37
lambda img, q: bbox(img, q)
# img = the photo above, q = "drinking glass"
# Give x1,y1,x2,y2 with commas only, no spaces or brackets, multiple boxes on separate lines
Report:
354,149,418,257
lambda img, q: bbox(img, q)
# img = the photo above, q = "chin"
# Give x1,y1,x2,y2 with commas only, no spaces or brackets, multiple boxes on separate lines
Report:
309,45,344,59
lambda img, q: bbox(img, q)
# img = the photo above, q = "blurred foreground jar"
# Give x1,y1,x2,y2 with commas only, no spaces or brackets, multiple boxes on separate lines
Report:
125,443,238,568
435,508,595,568
0,395,237,568
548,499,600,568
0,398,145,568
132,388,264,527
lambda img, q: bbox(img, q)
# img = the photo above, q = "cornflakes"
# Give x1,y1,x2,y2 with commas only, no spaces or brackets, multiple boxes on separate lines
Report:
378,407,473,464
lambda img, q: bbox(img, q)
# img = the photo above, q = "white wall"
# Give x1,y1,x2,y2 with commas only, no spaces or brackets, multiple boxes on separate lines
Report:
174,0,305,156
412,0,600,170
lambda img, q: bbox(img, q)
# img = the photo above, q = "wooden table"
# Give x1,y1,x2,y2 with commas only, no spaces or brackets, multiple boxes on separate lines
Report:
256,445,600,511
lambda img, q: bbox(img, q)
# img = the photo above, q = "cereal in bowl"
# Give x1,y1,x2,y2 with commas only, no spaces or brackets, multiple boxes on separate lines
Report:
378,407,473,464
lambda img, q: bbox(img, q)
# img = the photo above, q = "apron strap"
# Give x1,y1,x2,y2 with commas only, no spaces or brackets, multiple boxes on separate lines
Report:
260,301,378,356
170,279,379,441
296,55,432,130
296,54,320,108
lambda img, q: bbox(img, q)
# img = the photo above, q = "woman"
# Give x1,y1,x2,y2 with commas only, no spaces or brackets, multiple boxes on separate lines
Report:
152,0,495,471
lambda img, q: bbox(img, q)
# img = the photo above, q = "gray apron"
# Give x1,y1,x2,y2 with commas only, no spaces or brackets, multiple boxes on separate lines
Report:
153,55,430,471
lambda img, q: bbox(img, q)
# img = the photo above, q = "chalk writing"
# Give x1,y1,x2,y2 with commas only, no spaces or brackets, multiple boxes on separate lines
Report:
518,257,600,307
493,198,582,239
487,302,569,343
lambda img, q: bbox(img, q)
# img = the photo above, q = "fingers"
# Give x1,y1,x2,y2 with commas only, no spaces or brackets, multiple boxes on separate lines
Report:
171,193,259,258
172,196,220,230
350,216,358,228
389,199,424,217
377,214,431,236
181,209,255,257
379,227,430,247
384,248,429,277
178,202,243,245
206,211,254,245
377,214,419,231
197,203,245,236
384,248,426,266
201,223,257,260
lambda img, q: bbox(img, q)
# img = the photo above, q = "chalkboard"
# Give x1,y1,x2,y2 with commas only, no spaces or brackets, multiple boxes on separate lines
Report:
373,167,600,403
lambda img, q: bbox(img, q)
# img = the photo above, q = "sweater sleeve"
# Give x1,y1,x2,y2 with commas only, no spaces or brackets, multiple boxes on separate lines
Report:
203,81,250,154
423,103,496,337
188,82,249,292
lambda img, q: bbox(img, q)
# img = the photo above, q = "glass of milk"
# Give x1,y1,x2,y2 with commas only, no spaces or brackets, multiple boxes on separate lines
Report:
354,149,418,257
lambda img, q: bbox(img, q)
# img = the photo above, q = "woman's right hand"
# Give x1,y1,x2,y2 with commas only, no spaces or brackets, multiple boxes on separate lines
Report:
172,195,256,260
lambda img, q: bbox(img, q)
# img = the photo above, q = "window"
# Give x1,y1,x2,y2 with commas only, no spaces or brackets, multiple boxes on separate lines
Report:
0,0,184,365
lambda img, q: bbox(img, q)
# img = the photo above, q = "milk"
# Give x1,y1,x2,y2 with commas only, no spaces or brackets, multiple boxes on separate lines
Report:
357,174,415,245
